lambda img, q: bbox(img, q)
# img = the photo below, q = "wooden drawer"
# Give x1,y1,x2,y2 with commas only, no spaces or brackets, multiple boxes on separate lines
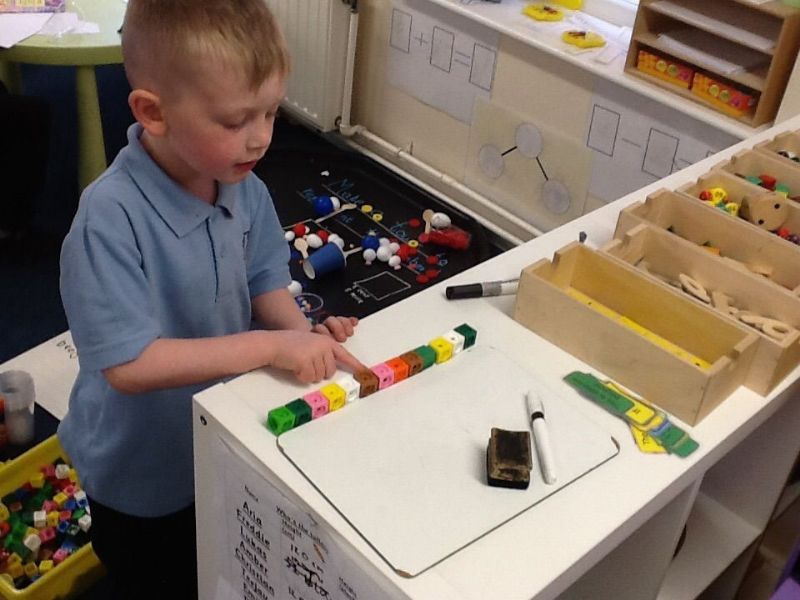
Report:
616,190,800,293
755,130,800,169
718,149,800,200
604,223,800,396
679,169,800,240
513,242,758,425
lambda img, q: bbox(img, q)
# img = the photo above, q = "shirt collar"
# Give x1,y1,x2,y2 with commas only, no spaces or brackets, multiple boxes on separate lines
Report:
119,123,237,237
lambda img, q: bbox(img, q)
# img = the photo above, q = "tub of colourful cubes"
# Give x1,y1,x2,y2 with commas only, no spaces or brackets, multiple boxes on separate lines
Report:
267,323,477,435
0,435,103,599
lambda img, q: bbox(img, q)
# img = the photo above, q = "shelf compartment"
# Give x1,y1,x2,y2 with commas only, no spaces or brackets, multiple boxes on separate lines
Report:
626,0,800,127
648,0,781,54
678,169,800,242
634,32,768,92
616,190,800,293
657,492,762,600
717,148,800,200
513,242,758,425
755,129,800,168
603,224,800,396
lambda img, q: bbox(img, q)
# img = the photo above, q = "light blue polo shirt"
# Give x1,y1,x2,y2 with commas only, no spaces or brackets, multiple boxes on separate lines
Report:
58,123,290,517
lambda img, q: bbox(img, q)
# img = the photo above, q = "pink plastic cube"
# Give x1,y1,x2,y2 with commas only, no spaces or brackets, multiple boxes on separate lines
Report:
303,391,330,419
370,363,394,389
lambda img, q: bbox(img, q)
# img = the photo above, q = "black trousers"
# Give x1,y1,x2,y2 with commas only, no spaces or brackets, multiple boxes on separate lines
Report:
88,497,199,600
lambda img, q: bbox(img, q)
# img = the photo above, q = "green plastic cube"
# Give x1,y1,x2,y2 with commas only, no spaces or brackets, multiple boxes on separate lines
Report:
454,323,477,349
285,399,312,427
413,345,437,370
266,406,296,436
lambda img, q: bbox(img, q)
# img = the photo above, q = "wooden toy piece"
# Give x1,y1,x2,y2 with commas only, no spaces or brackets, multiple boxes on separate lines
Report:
561,30,605,49
384,357,410,384
428,337,454,363
522,4,564,22
741,192,789,231
710,290,733,316
293,237,309,259
320,383,347,411
314,202,357,225
678,274,710,303
354,369,380,397
486,428,532,490
738,313,796,342
422,209,435,234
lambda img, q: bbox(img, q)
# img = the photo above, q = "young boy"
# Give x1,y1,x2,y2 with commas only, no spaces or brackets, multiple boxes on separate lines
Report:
57,1,364,597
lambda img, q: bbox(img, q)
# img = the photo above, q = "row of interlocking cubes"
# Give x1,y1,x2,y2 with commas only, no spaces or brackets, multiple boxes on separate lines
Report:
266,324,478,435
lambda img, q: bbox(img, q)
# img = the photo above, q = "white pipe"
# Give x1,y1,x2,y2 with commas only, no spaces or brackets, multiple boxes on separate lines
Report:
344,132,532,246
338,5,359,135
335,2,539,244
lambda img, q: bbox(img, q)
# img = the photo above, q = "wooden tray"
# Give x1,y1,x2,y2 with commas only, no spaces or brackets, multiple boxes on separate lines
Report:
513,242,758,425
604,223,800,396
616,189,800,293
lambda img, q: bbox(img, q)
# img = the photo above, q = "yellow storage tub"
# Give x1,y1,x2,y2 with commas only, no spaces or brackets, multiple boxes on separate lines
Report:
0,436,104,600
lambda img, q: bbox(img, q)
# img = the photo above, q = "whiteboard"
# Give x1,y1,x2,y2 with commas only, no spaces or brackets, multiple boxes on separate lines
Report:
278,345,619,577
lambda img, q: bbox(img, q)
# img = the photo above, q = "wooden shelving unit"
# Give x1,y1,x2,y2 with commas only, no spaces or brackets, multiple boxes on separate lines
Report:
625,0,800,127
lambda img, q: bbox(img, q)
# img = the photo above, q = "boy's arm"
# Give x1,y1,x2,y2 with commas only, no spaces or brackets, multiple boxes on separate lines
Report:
252,288,359,342
103,328,365,394
252,287,313,332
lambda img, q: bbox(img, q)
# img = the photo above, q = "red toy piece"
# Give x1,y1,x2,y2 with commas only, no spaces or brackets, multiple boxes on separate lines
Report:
759,174,777,190
418,226,471,250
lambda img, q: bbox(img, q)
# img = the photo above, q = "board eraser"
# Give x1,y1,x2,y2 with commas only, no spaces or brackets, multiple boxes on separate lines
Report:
486,428,533,489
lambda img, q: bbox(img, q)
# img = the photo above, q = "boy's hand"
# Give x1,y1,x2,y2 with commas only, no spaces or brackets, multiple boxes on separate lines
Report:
312,316,359,342
268,329,365,384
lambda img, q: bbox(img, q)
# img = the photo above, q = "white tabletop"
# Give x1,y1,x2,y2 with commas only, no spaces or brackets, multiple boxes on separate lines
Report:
194,113,800,599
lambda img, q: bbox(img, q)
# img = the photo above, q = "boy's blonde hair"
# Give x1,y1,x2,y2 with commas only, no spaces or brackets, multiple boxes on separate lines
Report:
122,0,289,93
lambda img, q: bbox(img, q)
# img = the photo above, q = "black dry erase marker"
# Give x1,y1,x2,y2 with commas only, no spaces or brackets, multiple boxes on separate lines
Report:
445,278,519,300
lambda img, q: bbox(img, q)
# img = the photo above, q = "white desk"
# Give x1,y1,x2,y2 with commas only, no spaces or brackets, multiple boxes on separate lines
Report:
193,115,800,599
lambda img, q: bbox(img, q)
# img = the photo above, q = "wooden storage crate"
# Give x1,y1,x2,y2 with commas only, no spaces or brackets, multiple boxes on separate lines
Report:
513,242,758,425
624,0,800,127
616,189,800,293
717,148,800,199
604,223,800,395
678,169,800,240
754,129,800,168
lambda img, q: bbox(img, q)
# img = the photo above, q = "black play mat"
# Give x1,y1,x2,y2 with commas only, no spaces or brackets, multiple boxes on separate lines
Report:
255,118,503,324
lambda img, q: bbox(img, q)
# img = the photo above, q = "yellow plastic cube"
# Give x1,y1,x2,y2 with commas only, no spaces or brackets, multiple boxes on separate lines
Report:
428,337,454,363
29,472,45,489
320,384,346,412
38,560,54,575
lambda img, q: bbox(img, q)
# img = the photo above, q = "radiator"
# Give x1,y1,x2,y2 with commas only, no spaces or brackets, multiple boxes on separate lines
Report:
267,0,352,132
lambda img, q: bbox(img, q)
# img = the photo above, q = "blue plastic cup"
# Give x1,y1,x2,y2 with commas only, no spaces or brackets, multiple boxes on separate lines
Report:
303,243,346,280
